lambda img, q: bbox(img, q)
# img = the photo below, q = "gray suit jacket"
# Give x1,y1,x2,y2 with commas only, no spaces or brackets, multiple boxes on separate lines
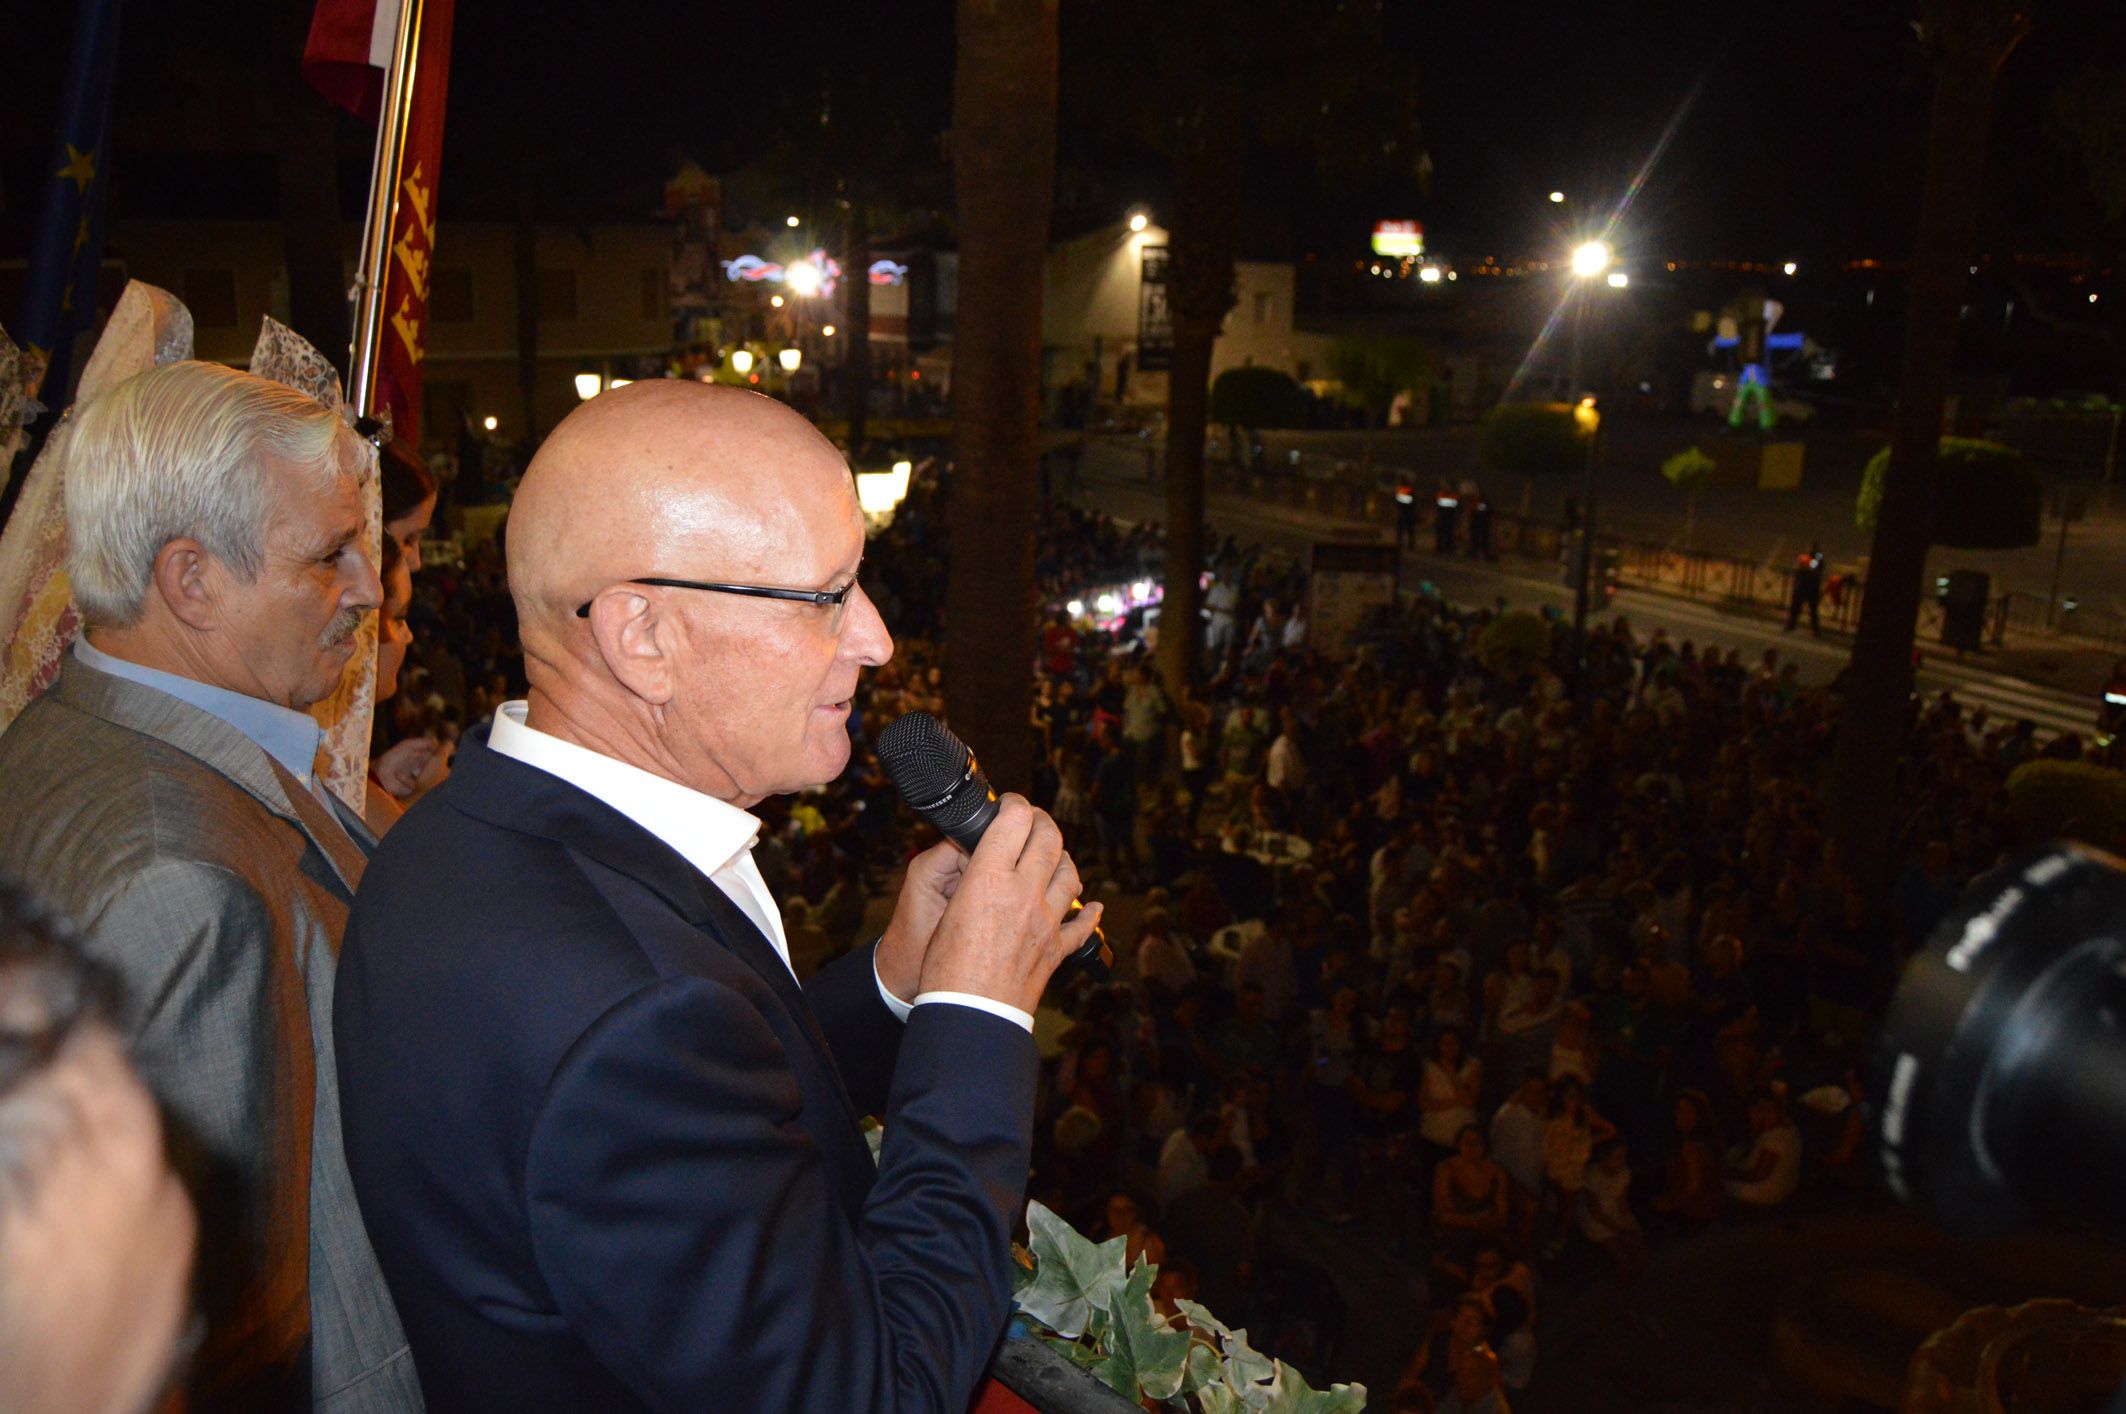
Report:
0,658,420,1412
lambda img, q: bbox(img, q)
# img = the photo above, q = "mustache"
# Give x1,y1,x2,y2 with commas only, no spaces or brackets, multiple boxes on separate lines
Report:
320,609,368,648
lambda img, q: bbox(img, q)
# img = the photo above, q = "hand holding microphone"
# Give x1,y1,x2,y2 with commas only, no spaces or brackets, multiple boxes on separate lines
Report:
878,714,1112,1006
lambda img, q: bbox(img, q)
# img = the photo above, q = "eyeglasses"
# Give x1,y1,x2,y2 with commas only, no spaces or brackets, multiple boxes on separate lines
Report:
576,575,859,631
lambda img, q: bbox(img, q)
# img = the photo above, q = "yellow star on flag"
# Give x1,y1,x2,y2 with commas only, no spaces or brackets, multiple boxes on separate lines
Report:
73,215,92,251
57,144,97,194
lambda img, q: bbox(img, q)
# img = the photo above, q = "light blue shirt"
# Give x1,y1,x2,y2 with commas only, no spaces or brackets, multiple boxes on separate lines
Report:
73,637,327,791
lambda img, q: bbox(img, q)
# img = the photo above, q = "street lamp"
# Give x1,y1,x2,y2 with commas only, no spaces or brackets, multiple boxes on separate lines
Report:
1783,261,1799,277
730,348,754,374
1549,191,1566,204
481,415,498,432
785,214,801,228
778,346,802,373
1569,240,1612,279
1605,271,1629,289
573,371,602,401
1128,207,1150,233
786,260,822,298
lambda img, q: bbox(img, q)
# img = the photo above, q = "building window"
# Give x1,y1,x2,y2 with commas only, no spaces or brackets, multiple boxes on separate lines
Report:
536,267,578,321
184,269,238,329
431,267,475,324
639,268,666,321
1253,291,1271,326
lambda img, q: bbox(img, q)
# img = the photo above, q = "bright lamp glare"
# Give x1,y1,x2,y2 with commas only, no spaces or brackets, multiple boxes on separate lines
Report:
730,349,754,374
1066,599,1084,617
770,294,785,308
1570,241,1612,279
821,324,836,337
785,214,801,228
1096,593,1119,615
1606,271,1629,289
1783,261,1799,277
607,378,632,389
786,260,822,297
1131,580,1151,599
573,372,602,401
1128,210,1149,233
1549,191,1566,204
481,415,498,431
778,347,802,372
856,470,909,516
1418,265,1443,284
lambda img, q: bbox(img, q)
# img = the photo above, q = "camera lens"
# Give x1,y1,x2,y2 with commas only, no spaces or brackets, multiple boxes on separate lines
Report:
1872,844,2126,1240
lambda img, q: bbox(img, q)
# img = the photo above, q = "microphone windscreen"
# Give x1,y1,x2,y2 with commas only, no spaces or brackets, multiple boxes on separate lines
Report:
878,712,996,843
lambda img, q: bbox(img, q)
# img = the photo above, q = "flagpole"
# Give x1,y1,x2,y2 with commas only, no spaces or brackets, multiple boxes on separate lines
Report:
348,0,424,422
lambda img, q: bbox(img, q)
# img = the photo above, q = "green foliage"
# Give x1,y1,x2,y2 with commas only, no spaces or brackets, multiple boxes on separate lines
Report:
1324,337,1438,425
1476,611,1553,678
1015,1201,1365,1411
1854,438,2043,549
1477,402,1589,479
1210,367,1311,432
2006,761,2126,854
1661,446,1718,490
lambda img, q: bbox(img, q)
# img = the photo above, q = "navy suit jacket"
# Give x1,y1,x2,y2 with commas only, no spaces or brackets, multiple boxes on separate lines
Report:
334,734,1038,1411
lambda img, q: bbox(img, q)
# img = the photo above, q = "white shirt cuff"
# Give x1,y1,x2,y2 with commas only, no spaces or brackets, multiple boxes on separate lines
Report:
913,991,1036,1034
873,953,916,1022
870,950,1034,1033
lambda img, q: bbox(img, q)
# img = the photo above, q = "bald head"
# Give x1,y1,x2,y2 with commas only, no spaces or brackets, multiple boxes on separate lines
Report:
511,381,852,633
508,380,891,804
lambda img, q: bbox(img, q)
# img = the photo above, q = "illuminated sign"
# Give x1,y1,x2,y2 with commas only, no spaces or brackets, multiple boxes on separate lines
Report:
719,251,910,293
1371,220,1424,258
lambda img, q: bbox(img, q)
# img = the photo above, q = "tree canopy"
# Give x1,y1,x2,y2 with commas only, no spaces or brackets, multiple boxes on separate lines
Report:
1854,436,2042,549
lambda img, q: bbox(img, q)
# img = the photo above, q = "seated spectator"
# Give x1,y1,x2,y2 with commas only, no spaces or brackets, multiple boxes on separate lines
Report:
1134,908,1196,997
1725,1088,1802,1208
1098,1190,1168,1271
1398,1297,1493,1410
1542,1075,1615,1257
1439,1341,1510,1414
1487,1072,1550,1253
1651,1090,1724,1226
1548,1001,1599,1087
1432,1125,1510,1260
1215,983,1281,1078
1161,1146,1255,1318
1159,1109,1227,1209
1577,1140,1646,1290
0,877,197,1414
1418,1028,1483,1159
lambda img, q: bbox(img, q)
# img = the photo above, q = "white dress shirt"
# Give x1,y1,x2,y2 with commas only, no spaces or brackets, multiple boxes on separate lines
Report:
488,702,1031,1031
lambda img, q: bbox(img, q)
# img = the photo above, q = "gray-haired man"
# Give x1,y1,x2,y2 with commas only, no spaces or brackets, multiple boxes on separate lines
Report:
0,361,420,1410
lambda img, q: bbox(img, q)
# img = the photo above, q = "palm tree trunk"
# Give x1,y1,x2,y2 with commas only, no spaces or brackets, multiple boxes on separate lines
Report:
945,0,1057,794
1829,0,2028,895
843,204,872,456
1155,128,1242,699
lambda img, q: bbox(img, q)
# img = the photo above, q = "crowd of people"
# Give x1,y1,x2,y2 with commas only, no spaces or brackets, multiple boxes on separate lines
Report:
2,363,2080,1413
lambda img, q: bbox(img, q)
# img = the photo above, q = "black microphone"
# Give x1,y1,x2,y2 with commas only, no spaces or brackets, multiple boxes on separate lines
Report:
876,711,1111,977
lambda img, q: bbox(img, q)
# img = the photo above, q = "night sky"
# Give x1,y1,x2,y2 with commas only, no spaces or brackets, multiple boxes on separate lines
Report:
0,2,2120,266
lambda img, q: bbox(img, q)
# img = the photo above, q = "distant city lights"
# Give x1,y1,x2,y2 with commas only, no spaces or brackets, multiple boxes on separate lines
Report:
1783,261,1799,276
822,324,837,337
785,215,800,227
1548,191,1566,204
481,415,498,431
1606,271,1630,289
1418,264,1443,284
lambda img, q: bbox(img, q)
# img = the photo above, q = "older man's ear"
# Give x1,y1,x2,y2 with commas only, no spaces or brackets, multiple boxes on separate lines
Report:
587,590,679,707
149,537,219,632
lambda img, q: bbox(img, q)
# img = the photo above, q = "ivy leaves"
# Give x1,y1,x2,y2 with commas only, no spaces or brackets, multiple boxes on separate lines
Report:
1013,1200,1366,1413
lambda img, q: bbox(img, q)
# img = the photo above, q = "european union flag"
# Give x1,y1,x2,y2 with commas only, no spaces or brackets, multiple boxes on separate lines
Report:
18,0,125,413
